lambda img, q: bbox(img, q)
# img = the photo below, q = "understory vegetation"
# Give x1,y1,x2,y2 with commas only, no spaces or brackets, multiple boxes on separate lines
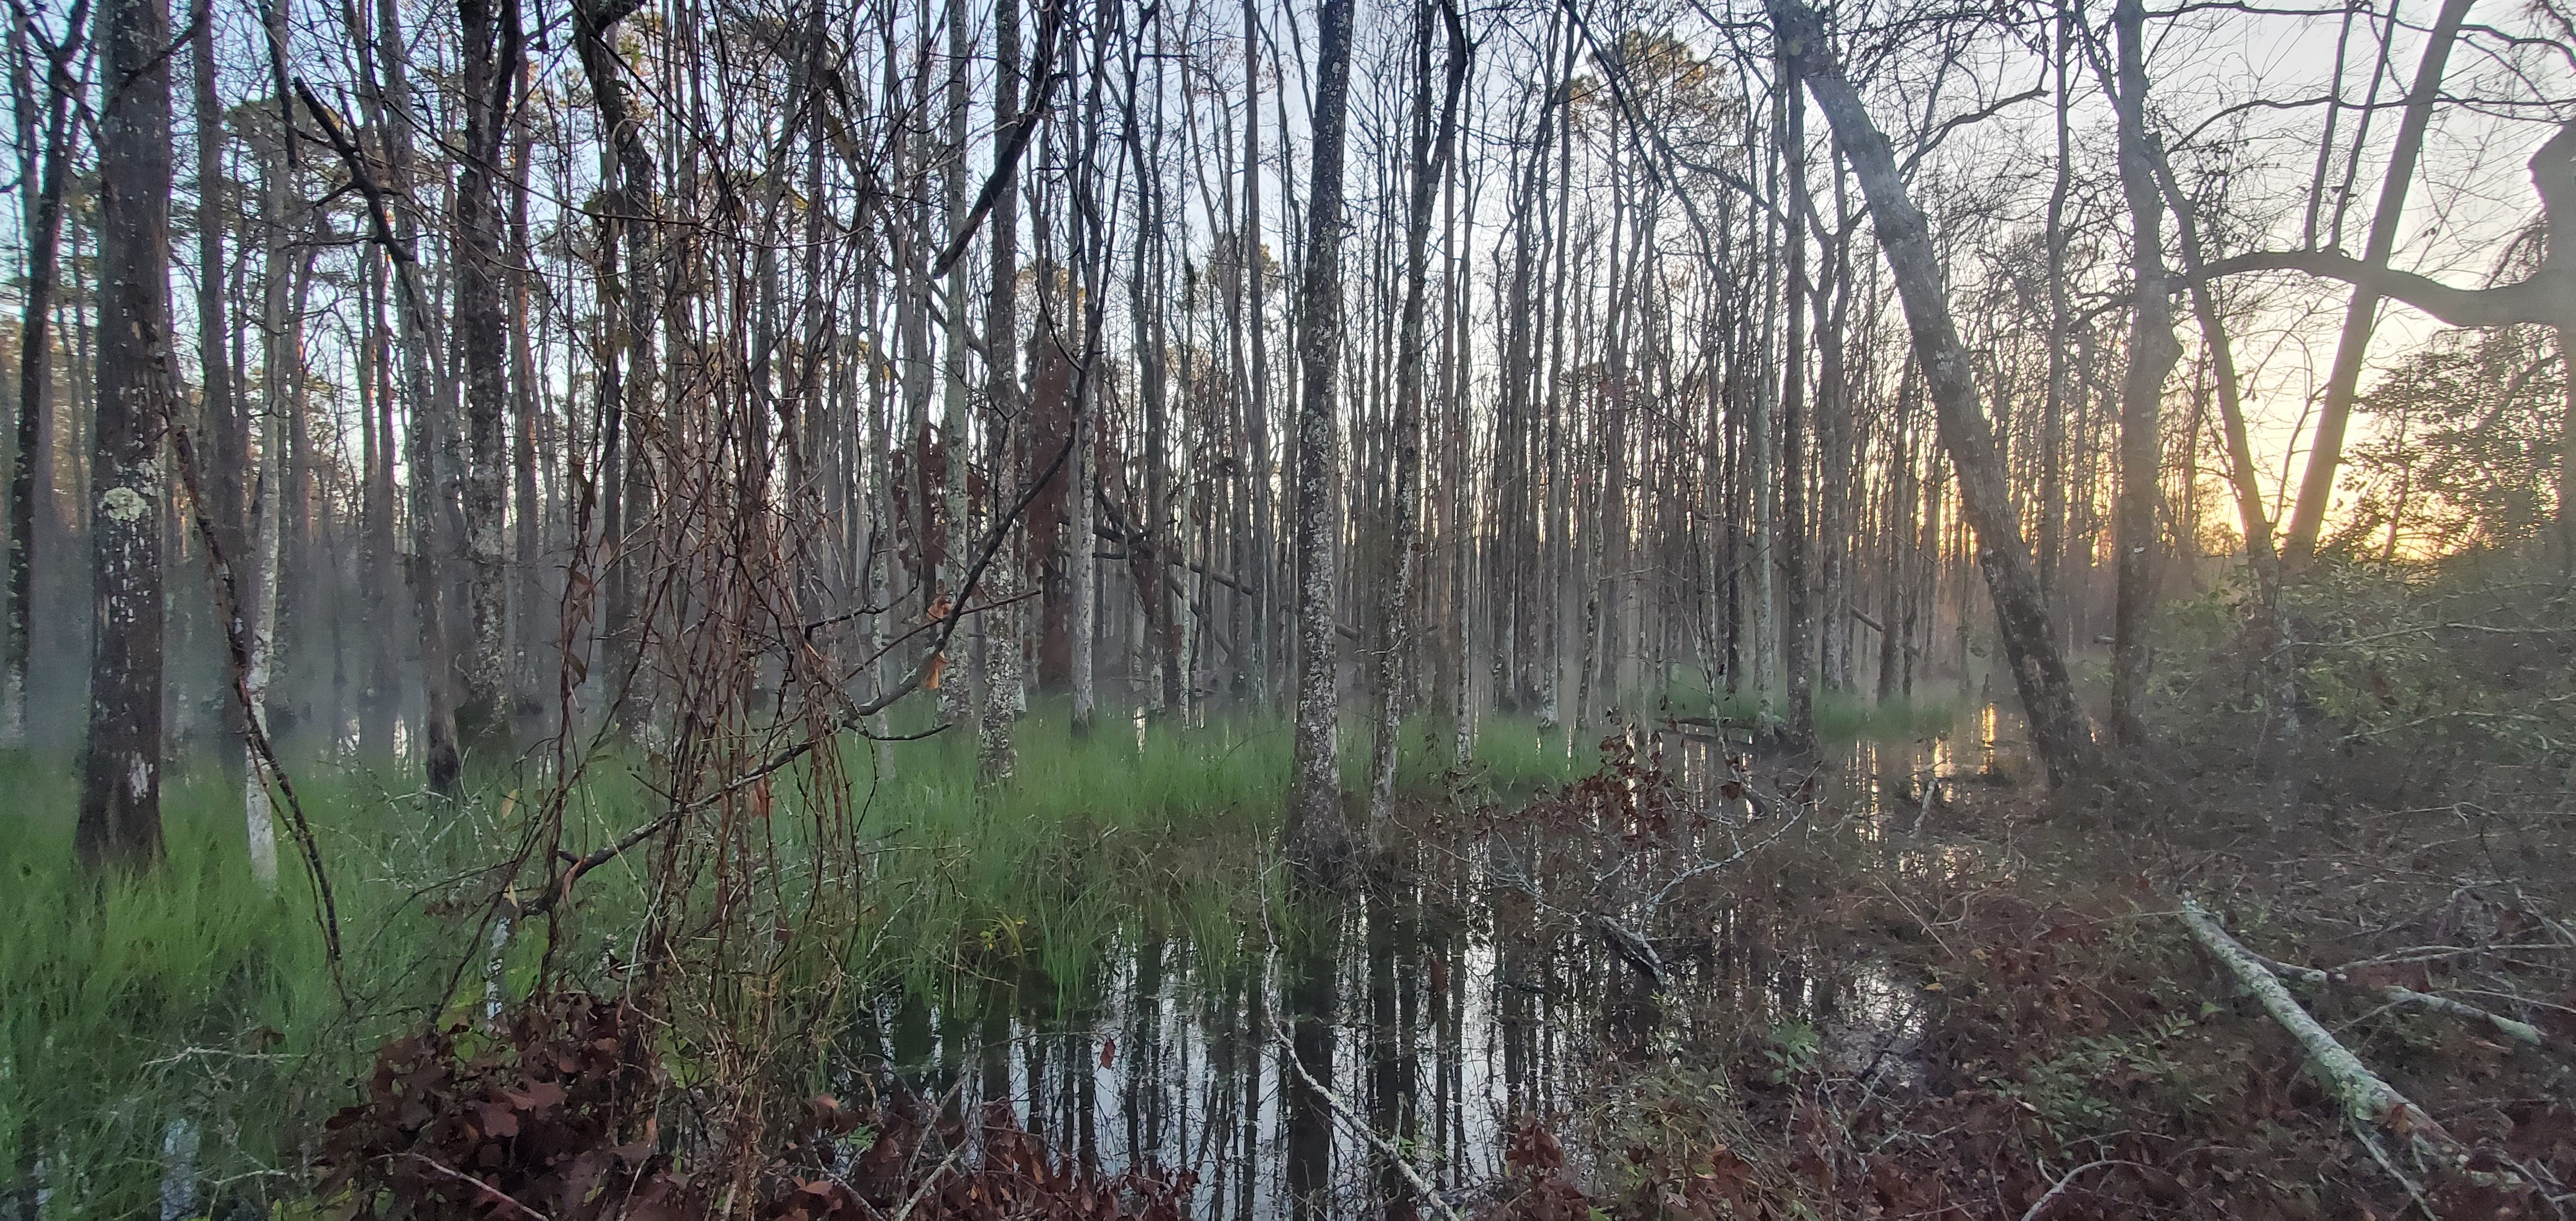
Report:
2,708,1597,1218
11,547,2576,1219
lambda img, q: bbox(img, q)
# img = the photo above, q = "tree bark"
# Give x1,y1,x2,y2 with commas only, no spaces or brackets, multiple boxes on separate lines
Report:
981,0,1022,781
1288,0,1360,887
1368,0,1465,826
2107,0,2180,746
939,0,978,730
78,0,174,868
1778,59,1814,746
454,0,522,751
7,0,82,745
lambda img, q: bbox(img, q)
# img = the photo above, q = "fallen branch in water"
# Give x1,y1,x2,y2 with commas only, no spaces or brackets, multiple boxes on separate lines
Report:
1273,1028,1466,1221
2179,898,2521,1187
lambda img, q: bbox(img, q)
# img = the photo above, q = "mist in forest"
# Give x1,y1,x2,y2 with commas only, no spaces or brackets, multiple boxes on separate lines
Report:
4,0,2574,1214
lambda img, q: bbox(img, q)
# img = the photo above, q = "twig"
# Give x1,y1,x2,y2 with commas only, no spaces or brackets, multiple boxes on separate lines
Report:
399,1153,553,1221
165,401,344,975
887,1140,967,1221
514,808,685,917
2019,1158,2144,1221
2352,1116,2441,1221
1272,1027,1467,1221
1645,797,1808,912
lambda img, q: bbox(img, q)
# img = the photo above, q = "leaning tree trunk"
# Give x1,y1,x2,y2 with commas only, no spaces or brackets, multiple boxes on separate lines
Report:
78,0,174,868
2281,0,2473,566
1774,0,2100,784
1287,0,1360,888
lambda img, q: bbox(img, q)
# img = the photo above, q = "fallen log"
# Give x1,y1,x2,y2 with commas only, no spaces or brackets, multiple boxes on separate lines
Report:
2179,898,2520,1186
2246,947,2546,1048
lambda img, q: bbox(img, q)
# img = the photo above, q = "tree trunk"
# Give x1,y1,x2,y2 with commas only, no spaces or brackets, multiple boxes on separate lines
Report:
2108,0,2181,746
1778,60,1813,746
454,0,519,752
508,56,544,744
1287,0,1359,888
940,0,978,731
7,4,78,745
1240,0,1275,707
78,0,173,868
362,0,462,794
1368,0,1465,826
2281,0,2474,565
1775,0,2100,784
981,0,1022,781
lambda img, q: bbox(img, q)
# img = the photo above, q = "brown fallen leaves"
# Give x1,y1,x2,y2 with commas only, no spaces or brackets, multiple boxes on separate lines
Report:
315,992,1194,1221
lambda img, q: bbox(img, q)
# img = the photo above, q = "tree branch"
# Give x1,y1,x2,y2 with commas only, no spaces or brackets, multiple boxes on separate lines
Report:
2194,250,2576,328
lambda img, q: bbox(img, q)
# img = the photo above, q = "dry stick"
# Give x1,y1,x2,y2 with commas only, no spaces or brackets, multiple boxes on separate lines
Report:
887,1140,967,1221
2179,899,2520,1185
1271,1026,1466,1221
398,1153,553,1221
2018,1159,2147,1221
2247,948,2546,1048
165,414,345,973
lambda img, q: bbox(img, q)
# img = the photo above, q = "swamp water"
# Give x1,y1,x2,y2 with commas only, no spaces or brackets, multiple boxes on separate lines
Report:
827,710,2023,1217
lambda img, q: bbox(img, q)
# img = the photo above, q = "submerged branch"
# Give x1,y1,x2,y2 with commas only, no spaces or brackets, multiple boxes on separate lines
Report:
1272,1026,1467,1221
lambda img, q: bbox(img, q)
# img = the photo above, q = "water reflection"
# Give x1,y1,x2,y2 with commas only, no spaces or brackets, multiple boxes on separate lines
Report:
836,717,2001,1217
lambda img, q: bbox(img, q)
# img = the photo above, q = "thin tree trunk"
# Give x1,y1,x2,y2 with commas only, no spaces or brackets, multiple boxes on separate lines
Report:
1778,59,1813,746
1368,0,1465,826
454,0,521,750
1287,0,1360,890
508,54,544,744
981,0,1022,781
7,1,80,745
2281,0,2474,565
2108,0,2181,746
940,0,978,730
1240,0,1274,707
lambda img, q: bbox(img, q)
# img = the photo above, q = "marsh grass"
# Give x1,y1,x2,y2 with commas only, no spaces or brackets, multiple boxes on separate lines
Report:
0,697,1625,1217
0,686,1859,1218
1652,672,1968,746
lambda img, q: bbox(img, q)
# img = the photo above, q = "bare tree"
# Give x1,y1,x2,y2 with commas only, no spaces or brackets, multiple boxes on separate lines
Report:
1367,0,1467,826
1287,0,1360,883
2280,0,2475,567
1773,0,2100,784
2104,0,2180,746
